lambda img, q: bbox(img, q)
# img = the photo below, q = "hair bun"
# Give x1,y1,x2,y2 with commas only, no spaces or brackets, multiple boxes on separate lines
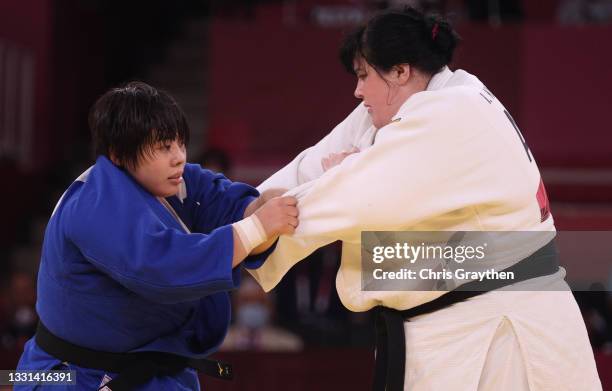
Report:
339,7,460,75
426,15,460,66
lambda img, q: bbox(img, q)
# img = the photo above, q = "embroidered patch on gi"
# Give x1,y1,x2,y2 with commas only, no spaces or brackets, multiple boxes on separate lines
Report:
99,374,113,391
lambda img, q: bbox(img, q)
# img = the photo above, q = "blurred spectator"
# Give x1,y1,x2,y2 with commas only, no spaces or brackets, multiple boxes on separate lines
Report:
220,275,303,352
198,147,232,176
575,285,612,351
0,272,37,352
558,0,612,24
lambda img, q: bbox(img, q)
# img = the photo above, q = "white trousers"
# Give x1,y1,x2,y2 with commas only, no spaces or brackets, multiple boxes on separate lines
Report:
477,317,530,391
402,287,602,391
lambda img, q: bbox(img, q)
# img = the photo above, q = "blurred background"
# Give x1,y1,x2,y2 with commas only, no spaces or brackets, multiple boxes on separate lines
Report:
1,0,612,390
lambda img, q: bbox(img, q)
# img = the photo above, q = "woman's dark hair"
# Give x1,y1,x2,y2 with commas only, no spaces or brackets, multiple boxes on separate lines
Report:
88,81,190,169
340,7,460,76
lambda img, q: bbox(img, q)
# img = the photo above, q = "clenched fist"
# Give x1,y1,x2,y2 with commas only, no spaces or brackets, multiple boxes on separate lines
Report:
254,196,299,237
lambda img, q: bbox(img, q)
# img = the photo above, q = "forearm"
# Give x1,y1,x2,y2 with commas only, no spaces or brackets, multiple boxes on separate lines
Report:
231,214,269,267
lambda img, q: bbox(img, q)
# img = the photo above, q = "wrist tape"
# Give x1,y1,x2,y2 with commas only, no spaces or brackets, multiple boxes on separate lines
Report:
232,214,267,254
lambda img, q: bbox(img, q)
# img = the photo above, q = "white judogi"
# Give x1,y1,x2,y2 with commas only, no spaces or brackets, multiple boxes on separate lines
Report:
250,67,602,390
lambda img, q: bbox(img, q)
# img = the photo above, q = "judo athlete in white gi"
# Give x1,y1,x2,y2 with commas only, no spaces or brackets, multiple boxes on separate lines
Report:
15,82,299,390
247,8,602,391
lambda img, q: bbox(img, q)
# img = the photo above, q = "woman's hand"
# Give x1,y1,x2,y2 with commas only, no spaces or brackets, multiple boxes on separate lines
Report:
260,188,288,201
244,188,288,218
321,147,360,172
232,195,298,265
254,196,299,237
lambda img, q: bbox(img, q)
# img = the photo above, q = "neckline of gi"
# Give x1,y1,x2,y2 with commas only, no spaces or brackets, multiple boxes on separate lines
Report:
158,197,191,233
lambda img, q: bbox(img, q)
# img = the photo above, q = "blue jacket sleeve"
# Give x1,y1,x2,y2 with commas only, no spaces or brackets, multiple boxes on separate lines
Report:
182,164,258,233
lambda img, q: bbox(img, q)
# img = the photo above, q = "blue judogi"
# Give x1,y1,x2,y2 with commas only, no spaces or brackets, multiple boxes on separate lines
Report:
16,156,270,390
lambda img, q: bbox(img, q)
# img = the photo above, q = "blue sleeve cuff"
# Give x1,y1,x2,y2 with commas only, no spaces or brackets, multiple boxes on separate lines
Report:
242,239,279,270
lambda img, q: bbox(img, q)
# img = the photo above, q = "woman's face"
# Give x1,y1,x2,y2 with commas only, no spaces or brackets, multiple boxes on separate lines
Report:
353,59,406,129
126,139,187,198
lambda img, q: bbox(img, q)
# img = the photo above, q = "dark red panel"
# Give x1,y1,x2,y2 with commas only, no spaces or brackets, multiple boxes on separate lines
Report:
520,25,612,168
208,20,358,163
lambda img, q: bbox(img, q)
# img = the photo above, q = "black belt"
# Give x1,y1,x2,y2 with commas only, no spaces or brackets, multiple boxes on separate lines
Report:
35,322,233,391
372,239,560,391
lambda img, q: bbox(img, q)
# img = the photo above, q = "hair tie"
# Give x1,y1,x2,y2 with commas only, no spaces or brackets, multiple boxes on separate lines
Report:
432,22,439,40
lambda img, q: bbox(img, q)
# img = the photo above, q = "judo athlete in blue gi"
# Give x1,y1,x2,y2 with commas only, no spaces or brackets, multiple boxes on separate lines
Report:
15,82,298,390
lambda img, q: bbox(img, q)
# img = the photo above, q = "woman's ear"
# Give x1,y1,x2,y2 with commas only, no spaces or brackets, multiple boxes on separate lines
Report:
109,151,121,166
394,64,411,85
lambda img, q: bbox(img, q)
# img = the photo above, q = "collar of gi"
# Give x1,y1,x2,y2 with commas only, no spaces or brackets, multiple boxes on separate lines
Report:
426,66,453,91
388,66,454,124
